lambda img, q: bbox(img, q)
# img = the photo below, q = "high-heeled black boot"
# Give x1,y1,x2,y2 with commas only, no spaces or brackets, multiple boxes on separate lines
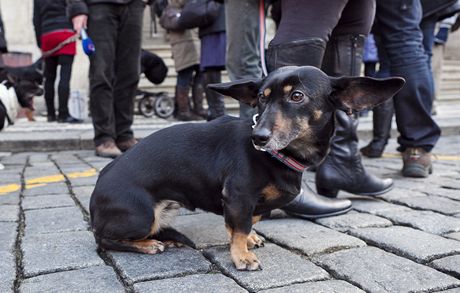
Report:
315,34,393,197
360,99,394,158
266,37,353,219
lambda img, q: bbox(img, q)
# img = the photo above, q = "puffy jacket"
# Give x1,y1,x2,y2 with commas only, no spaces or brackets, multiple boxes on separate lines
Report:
34,0,73,47
67,0,145,18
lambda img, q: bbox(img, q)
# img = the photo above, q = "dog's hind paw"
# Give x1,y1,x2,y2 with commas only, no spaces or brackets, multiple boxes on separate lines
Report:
133,239,165,254
233,251,262,271
247,232,265,249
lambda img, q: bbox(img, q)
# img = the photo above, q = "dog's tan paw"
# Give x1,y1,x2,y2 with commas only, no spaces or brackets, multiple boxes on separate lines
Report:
133,239,165,254
232,251,261,271
163,240,184,248
247,232,265,249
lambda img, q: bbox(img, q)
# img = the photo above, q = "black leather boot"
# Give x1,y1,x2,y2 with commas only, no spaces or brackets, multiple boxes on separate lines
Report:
360,99,394,158
192,73,208,119
266,37,353,219
203,69,226,120
316,35,393,197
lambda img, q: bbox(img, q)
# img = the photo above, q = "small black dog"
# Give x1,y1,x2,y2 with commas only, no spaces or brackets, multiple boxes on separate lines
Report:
90,66,404,270
0,60,44,130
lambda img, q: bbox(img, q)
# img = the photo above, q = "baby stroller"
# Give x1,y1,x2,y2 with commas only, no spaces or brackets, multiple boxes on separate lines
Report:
136,49,174,119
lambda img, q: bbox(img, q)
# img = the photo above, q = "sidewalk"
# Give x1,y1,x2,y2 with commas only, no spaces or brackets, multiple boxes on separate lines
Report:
1,105,460,292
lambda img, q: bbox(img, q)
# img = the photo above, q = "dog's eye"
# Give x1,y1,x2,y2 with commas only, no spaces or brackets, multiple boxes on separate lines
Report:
258,92,267,103
290,91,305,103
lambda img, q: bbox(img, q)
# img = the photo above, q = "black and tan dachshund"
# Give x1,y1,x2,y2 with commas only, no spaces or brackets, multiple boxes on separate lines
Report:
90,66,404,270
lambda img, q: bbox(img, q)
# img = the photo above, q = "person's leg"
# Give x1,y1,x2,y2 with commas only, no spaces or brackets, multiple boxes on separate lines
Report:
225,0,261,119
87,3,119,150
376,0,441,177
57,55,78,122
420,16,437,109
191,65,207,118
43,56,58,121
203,67,226,120
265,0,353,219
175,66,202,121
112,0,145,148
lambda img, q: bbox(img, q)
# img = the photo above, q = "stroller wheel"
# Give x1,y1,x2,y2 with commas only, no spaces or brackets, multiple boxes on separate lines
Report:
154,93,175,119
138,94,156,118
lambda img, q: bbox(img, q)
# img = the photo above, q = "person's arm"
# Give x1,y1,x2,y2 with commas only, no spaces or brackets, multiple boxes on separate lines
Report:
32,0,42,48
67,0,89,35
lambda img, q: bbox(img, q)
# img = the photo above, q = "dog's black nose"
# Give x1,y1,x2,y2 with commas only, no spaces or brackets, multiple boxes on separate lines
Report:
252,128,271,146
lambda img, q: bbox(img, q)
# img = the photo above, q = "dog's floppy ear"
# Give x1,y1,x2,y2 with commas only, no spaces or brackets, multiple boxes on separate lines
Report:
208,78,263,107
329,76,405,113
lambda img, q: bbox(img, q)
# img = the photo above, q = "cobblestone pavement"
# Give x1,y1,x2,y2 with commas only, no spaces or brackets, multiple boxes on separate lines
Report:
0,135,459,293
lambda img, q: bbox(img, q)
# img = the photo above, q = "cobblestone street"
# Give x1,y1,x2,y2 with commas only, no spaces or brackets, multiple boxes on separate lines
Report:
1,135,460,293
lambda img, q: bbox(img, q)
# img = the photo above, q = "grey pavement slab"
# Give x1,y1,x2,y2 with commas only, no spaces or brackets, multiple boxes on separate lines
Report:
0,153,27,165
315,246,460,293
351,199,411,214
259,280,365,293
446,232,460,241
0,192,20,205
254,218,366,256
72,185,94,214
22,194,75,210
134,273,246,293
349,226,460,263
430,255,460,278
108,247,211,285
20,265,124,293
390,195,460,215
420,186,460,201
24,206,87,235
0,205,19,222
204,243,329,292
0,222,17,251
375,209,460,235
23,168,60,180
376,188,427,201
173,213,228,248
68,176,97,187
23,182,68,197
315,212,392,232
0,251,16,293
22,231,104,277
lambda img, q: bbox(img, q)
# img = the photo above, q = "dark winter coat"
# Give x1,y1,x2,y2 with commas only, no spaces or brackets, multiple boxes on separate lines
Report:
34,0,74,47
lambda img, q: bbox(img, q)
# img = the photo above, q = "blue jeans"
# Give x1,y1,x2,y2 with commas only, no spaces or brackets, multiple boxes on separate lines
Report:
375,0,441,152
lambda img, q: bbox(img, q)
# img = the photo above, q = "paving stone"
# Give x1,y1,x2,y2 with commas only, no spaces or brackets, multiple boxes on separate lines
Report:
23,194,75,210
349,226,460,263
24,206,87,235
375,209,460,235
23,182,69,197
391,195,460,215
424,186,460,201
173,213,228,248
0,192,20,205
254,219,366,256
0,154,27,165
60,165,94,175
0,222,17,251
108,247,211,285
68,176,97,187
205,243,329,291
442,288,460,293
445,232,460,241
0,172,21,184
20,265,124,293
259,280,365,293
315,246,460,293
377,188,427,201
0,251,16,293
23,168,60,180
430,255,460,278
22,231,104,277
351,199,410,214
134,273,246,293
0,205,19,222
315,212,392,232
28,154,50,164
72,186,94,213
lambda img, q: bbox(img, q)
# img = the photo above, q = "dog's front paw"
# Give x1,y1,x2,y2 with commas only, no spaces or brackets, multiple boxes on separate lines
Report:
247,231,265,249
132,239,165,254
232,250,261,271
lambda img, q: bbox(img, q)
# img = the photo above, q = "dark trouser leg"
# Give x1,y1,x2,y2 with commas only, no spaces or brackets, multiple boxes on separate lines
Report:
191,68,207,118
88,4,118,146
113,1,144,143
316,34,393,197
44,56,58,120
57,55,74,119
203,68,226,120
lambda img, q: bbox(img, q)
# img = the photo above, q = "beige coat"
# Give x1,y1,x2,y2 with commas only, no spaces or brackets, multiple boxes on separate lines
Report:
167,0,200,72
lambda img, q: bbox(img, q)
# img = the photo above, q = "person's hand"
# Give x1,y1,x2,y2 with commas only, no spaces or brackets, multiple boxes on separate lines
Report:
72,15,88,35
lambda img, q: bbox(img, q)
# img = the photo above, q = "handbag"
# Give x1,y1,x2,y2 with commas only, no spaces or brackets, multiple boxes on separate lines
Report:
159,4,183,31
178,0,221,29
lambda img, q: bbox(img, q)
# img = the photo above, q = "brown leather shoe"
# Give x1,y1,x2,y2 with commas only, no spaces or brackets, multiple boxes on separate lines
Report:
402,147,433,178
95,140,122,158
117,138,138,152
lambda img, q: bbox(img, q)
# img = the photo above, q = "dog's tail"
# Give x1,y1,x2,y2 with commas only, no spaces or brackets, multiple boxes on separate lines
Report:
155,227,195,248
